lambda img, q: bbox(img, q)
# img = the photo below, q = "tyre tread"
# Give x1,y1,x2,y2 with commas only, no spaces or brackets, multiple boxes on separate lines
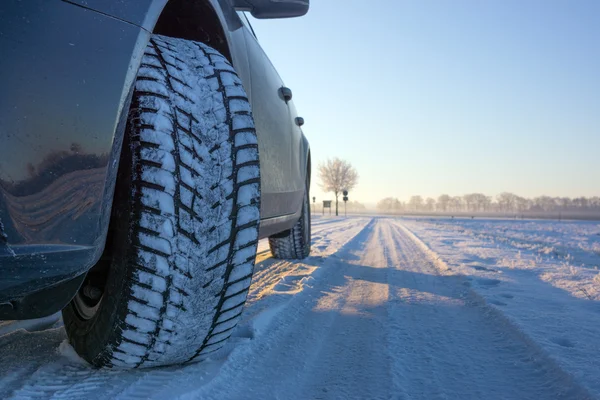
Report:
63,35,260,368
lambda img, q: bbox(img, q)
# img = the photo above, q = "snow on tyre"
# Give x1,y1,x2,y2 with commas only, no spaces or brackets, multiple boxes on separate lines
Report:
62,35,260,368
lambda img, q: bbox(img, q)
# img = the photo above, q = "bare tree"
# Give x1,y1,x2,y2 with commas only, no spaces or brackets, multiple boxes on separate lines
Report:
318,158,358,216
346,200,367,212
463,194,477,212
425,197,436,211
409,195,424,211
450,196,463,212
497,192,516,212
514,196,529,213
557,197,571,210
573,197,589,209
483,196,492,211
532,196,554,211
437,194,451,212
377,197,403,214
463,193,489,212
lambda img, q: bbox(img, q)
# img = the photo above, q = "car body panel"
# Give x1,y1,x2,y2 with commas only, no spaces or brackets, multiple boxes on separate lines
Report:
0,0,310,318
240,24,300,217
0,0,147,304
63,0,168,30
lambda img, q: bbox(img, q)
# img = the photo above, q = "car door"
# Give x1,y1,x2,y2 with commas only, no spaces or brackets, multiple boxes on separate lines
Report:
237,13,303,219
286,98,306,195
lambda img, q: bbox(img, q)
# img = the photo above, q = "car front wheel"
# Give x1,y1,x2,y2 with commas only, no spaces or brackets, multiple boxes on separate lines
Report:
62,35,261,368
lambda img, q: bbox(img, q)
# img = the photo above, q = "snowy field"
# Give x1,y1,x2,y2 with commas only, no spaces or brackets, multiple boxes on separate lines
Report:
1,216,599,399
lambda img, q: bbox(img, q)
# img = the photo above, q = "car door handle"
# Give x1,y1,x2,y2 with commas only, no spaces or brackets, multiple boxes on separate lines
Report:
295,117,304,127
279,86,292,103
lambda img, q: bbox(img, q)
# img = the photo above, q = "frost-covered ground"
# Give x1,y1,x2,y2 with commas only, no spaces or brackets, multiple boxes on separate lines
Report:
402,217,600,396
1,217,599,399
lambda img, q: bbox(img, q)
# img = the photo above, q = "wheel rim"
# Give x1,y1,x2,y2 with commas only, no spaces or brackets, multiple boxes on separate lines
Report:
73,290,103,320
72,261,109,320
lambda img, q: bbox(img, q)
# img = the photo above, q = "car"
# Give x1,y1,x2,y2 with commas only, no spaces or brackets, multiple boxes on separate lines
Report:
0,0,312,369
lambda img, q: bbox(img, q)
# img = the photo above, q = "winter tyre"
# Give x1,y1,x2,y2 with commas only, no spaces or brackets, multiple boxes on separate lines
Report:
62,35,260,368
268,183,311,259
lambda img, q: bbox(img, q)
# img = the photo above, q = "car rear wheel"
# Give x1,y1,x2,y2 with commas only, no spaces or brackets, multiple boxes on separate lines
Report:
62,35,261,368
268,182,311,259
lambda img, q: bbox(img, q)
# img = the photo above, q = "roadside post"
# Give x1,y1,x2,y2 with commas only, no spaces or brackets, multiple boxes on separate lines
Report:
343,190,349,217
312,196,316,215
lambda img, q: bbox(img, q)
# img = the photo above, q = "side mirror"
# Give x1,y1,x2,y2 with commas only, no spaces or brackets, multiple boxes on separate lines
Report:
232,0,309,19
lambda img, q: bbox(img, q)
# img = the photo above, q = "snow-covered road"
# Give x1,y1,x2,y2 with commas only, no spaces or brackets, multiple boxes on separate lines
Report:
1,217,597,399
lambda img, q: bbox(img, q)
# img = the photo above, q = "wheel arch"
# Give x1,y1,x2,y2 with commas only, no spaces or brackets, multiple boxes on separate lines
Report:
69,1,238,64
151,0,235,62
302,135,311,188
101,0,241,249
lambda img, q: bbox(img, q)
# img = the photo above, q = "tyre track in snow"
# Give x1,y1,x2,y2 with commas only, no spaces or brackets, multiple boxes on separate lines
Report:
1,319,226,400
398,219,600,398
196,218,590,400
0,218,371,400
250,217,372,301
189,218,384,400
0,217,591,399
383,220,590,399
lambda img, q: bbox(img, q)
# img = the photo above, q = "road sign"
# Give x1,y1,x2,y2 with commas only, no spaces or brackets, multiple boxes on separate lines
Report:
323,200,332,215
343,190,348,196
342,194,349,217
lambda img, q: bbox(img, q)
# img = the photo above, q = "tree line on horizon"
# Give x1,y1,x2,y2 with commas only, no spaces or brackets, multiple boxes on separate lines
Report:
314,157,598,215
376,192,600,214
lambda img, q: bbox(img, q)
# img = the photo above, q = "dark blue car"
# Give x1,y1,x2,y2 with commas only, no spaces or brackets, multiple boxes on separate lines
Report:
0,0,311,368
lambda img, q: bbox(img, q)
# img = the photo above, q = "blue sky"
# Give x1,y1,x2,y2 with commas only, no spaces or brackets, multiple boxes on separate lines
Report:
249,0,599,204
